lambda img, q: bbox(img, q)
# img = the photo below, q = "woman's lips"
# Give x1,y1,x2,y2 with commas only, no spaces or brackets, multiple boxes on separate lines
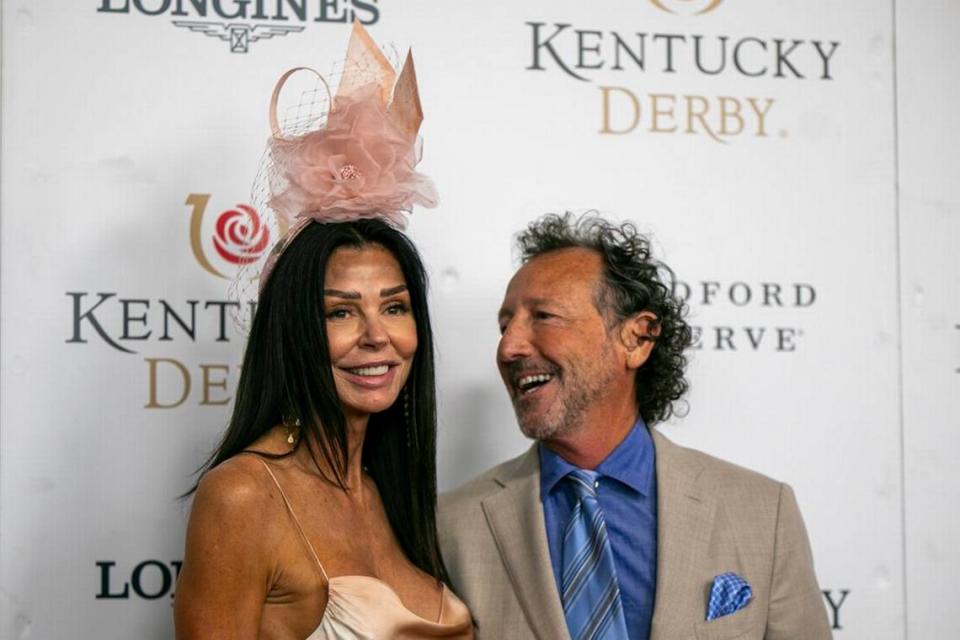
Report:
339,363,398,389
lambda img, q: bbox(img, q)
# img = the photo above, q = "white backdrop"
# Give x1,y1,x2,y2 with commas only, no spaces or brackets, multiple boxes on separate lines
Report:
896,2,960,639
0,1,956,638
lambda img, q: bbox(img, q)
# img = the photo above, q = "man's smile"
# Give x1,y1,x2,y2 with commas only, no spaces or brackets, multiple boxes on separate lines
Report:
517,373,555,394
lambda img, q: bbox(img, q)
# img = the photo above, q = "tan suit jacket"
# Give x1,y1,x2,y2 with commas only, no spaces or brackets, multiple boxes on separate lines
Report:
438,429,832,640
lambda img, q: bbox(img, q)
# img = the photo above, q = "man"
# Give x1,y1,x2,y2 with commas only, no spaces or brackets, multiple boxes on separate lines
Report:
439,213,831,640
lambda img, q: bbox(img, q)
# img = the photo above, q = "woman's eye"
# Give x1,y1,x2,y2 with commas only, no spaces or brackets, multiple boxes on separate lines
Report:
327,308,351,320
385,302,410,315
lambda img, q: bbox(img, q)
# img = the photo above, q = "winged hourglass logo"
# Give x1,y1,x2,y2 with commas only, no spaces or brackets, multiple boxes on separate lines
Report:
172,21,304,53
649,0,724,15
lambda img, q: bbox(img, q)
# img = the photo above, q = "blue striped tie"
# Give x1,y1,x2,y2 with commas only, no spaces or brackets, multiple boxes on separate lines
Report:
561,469,630,640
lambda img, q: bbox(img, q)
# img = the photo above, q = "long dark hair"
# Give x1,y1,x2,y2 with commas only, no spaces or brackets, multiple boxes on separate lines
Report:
192,218,448,584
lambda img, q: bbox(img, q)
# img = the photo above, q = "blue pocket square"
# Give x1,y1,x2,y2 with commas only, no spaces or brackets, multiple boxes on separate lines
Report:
706,572,752,621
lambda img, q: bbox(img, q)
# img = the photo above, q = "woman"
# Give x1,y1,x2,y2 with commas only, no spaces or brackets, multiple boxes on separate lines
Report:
175,220,472,638
175,24,473,639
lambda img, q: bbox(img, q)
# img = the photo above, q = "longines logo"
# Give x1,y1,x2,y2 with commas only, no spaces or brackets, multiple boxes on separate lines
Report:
525,9,841,144
97,560,182,601
171,21,303,53
96,0,379,53
650,0,724,15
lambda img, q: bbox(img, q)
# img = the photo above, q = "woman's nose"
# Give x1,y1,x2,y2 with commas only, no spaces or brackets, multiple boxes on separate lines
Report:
359,316,389,348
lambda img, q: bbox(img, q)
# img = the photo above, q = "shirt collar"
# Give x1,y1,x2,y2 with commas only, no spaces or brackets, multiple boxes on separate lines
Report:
539,418,655,498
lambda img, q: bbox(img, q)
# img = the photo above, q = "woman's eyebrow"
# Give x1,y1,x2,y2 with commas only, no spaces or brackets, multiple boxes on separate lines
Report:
380,285,408,297
324,289,360,299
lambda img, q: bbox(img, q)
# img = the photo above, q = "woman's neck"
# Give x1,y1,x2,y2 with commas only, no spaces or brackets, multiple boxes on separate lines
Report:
294,412,370,496
341,412,369,492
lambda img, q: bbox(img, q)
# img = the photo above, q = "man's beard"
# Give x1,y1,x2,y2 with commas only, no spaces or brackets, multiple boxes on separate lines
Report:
512,344,618,441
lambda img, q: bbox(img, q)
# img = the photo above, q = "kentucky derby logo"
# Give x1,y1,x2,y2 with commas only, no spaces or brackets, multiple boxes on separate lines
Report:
186,194,274,279
649,0,724,15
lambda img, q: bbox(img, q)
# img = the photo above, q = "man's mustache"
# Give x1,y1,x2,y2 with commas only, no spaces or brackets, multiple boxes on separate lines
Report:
504,360,561,381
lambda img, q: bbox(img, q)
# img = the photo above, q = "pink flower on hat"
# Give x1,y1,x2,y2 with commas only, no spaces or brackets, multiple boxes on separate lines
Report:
269,84,437,229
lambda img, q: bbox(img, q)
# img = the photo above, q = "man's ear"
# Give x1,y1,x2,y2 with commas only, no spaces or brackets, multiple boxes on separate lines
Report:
620,311,660,370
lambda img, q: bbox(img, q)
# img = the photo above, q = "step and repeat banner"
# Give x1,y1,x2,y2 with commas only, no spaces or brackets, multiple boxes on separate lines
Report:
1,0,951,638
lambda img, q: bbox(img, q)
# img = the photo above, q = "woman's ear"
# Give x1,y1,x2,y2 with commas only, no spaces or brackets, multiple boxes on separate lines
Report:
620,311,660,370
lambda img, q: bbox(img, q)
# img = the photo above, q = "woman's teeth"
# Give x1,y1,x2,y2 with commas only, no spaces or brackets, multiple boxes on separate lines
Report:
350,365,390,376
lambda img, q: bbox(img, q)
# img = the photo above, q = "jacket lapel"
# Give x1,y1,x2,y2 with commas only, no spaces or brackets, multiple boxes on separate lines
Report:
481,445,570,640
649,429,718,640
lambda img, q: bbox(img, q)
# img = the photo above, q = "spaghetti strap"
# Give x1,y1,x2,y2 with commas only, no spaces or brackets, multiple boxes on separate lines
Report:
252,456,330,582
437,583,446,623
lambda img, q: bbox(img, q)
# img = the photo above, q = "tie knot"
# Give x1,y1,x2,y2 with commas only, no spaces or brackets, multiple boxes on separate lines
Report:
566,469,600,500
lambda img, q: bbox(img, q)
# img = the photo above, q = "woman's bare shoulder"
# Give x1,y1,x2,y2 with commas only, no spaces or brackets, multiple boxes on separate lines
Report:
177,455,288,639
192,454,281,523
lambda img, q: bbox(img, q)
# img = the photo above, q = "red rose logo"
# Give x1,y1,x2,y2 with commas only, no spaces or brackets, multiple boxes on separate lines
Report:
212,205,270,265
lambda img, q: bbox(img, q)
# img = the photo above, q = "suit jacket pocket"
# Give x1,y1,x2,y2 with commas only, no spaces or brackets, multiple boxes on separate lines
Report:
693,605,761,640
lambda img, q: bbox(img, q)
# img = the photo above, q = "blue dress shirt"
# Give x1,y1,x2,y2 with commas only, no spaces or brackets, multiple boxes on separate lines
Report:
539,420,658,640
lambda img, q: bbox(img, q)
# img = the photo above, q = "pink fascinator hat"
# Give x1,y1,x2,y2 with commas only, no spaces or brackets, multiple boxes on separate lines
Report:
254,22,438,291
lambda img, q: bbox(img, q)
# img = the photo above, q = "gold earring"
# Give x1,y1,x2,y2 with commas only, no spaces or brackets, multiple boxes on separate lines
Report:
285,417,300,445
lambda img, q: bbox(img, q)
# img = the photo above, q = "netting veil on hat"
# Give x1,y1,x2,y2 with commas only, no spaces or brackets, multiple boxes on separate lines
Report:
239,21,438,306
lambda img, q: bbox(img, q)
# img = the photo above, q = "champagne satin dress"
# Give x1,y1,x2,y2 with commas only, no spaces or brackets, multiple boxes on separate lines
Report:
257,459,474,639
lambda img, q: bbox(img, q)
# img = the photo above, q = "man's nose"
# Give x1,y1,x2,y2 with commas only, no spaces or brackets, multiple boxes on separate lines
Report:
497,318,534,363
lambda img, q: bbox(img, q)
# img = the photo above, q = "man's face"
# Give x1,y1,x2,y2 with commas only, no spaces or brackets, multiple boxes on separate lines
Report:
496,248,634,441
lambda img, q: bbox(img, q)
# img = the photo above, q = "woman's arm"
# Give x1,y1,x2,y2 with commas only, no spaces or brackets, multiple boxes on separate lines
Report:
174,460,276,639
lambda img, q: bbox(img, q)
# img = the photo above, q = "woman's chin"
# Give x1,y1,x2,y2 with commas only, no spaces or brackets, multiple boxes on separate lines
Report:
341,393,402,420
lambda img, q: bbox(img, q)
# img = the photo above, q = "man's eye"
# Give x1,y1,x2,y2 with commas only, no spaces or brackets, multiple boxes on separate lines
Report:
534,311,555,320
